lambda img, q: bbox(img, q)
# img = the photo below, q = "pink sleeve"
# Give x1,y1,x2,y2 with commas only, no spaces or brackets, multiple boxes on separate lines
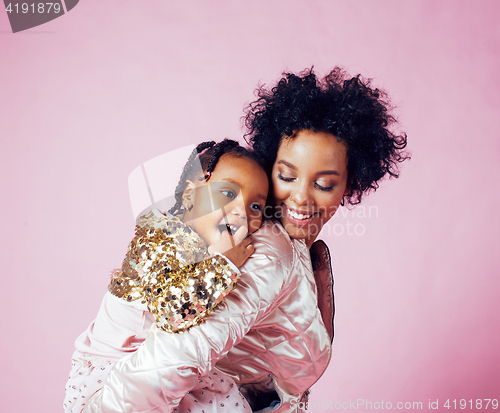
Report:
82,222,295,413
75,292,154,358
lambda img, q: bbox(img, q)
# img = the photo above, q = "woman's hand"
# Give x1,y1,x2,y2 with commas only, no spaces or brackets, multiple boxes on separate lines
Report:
208,226,254,267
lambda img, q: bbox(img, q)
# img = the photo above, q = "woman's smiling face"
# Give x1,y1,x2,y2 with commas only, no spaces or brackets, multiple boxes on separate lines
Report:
271,129,349,247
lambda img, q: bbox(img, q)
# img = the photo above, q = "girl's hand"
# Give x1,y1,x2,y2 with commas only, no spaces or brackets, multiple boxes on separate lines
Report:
208,226,254,268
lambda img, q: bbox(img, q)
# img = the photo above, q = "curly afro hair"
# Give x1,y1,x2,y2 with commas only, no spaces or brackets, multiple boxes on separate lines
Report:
244,67,409,205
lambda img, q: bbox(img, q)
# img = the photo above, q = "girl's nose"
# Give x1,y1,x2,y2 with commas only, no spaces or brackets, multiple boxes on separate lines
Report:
229,196,247,219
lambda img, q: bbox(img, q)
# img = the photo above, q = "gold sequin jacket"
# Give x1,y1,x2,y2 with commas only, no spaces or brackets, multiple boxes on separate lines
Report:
83,219,334,413
108,209,240,333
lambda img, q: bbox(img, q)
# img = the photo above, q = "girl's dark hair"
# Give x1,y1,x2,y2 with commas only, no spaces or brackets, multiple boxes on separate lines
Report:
244,67,410,205
169,139,265,215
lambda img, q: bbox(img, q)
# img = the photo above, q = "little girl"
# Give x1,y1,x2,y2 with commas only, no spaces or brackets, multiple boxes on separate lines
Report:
64,139,269,413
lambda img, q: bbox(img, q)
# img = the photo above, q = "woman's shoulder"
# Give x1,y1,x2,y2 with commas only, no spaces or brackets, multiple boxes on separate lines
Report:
250,219,293,257
241,220,296,283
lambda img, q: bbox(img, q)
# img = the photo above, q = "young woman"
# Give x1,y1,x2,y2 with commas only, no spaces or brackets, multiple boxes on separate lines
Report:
79,67,408,413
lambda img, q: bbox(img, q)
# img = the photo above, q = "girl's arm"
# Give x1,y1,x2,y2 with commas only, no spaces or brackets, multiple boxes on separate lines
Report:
82,220,294,413
109,209,244,333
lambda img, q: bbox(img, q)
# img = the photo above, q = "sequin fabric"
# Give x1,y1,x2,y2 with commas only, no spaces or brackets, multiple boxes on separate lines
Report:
108,210,239,333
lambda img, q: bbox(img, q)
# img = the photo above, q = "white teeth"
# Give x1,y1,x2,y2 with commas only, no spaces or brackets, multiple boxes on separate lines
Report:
218,223,239,235
287,207,313,220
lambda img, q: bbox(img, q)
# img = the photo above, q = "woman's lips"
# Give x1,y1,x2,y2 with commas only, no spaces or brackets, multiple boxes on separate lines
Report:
283,204,317,226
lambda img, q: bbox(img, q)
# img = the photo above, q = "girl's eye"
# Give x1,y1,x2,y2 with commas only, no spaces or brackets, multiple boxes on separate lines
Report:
277,173,295,182
250,203,262,211
221,190,236,199
315,182,335,192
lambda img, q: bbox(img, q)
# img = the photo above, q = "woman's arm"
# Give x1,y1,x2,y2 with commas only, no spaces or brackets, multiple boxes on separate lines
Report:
83,220,294,413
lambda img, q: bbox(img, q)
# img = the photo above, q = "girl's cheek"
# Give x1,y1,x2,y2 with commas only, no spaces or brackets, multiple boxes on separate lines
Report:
249,218,262,233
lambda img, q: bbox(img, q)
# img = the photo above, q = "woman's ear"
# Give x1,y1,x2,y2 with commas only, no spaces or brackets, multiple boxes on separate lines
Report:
341,181,352,206
343,185,350,197
182,180,195,212
343,176,354,197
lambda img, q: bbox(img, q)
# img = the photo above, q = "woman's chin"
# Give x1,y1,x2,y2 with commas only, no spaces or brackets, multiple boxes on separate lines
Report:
280,217,320,241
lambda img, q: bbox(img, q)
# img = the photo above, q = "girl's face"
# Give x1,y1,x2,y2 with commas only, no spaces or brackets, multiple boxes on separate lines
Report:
183,154,268,247
271,129,349,247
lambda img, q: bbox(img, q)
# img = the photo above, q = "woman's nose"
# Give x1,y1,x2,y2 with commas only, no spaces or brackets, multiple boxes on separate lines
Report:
290,182,311,205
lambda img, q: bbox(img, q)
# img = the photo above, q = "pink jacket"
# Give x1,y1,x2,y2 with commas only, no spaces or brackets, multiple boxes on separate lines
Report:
78,219,334,413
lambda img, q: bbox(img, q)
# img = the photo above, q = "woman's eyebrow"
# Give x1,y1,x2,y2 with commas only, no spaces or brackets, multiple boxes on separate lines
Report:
278,160,340,176
317,170,340,176
277,159,296,170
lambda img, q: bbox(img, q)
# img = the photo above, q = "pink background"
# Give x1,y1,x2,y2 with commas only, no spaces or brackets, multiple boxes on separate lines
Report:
1,1,499,412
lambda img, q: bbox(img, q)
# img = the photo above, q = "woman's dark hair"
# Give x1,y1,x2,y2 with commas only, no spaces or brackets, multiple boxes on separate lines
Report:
244,67,409,205
169,139,265,215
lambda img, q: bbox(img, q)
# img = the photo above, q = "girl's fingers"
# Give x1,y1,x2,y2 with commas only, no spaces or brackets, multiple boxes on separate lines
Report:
232,225,249,245
239,238,251,248
245,244,255,255
209,226,251,258
220,228,235,248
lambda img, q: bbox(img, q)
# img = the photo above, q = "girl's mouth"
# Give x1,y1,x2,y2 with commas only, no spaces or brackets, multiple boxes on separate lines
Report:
217,223,239,236
283,205,318,226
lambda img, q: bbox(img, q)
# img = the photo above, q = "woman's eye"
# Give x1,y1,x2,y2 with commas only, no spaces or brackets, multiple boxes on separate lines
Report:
315,182,335,192
221,190,236,199
277,173,295,182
